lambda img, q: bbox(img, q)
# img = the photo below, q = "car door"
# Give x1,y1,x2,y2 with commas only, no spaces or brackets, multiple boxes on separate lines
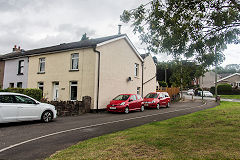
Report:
14,95,41,121
128,95,137,110
159,93,165,106
0,95,18,123
136,95,142,109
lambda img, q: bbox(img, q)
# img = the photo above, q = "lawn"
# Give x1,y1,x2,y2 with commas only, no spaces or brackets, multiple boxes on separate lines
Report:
220,95,240,99
47,102,240,159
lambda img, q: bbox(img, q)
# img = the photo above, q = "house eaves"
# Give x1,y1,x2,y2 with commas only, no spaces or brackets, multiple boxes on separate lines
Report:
97,35,144,62
217,73,240,83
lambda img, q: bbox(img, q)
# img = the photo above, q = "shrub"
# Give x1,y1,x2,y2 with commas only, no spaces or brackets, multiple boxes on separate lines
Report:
210,86,215,95
159,81,168,87
217,83,232,95
0,88,43,101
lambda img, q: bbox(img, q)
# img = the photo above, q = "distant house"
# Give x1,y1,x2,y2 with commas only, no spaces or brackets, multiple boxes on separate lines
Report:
217,73,240,88
0,57,5,88
1,46,28,89
0,34,155,110
140,54,157,95
199,71,220,89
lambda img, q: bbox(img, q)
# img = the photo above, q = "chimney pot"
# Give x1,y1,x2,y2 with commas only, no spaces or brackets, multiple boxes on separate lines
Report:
118,24,122,35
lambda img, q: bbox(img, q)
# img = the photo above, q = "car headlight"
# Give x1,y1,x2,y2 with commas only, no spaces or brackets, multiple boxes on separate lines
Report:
120,102,125,105
152,101,155,103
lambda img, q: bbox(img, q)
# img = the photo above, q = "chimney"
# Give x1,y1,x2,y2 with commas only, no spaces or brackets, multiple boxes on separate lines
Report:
13,45,17,52
118,24,122,35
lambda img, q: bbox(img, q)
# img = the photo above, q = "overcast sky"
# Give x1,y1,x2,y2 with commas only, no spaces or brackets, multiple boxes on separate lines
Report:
0,0,239,67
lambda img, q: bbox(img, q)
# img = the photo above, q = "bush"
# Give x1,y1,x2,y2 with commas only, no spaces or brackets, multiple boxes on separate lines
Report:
159,81,168,87
217,83,232,95
210,86,215,95
0,88,43,101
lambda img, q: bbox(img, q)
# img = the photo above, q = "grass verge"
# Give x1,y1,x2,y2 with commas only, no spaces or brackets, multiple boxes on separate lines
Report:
47,102,240,159
220,95,240,99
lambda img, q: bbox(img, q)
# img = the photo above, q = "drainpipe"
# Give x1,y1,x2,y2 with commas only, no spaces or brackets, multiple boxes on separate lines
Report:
141,62,144,97
93,46,100,113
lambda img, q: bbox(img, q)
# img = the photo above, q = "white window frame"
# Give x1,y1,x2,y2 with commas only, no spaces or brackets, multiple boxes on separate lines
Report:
70,81,78,100
71,53,79,70
38,82,44,91
17,82,22,88
135,63,139,77
39,58,45,72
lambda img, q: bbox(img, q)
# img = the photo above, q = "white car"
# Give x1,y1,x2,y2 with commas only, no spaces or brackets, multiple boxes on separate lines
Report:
199,91,213,97
187,89,194,95
0,92,57,123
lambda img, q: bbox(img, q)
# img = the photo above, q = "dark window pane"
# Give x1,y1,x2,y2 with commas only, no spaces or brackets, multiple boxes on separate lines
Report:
71,86,77,100
0,95,14,103
15,95,35,104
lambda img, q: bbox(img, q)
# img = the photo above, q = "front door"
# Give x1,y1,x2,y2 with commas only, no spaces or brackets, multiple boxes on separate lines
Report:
53,82,59,101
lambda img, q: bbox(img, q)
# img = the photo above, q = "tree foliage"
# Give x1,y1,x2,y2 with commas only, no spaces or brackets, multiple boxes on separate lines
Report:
121,0,240,66
217,64,240,74
157,60,202,87
81,33,89,41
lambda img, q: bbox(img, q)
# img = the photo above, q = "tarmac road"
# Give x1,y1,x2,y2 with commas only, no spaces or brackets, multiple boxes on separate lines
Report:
0,100,218,160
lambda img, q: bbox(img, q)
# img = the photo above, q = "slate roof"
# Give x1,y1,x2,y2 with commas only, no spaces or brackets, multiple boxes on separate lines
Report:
1,34,126,60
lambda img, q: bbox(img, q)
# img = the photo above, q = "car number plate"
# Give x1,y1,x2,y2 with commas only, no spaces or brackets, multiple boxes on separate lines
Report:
144,104,148,106
110,107,116,109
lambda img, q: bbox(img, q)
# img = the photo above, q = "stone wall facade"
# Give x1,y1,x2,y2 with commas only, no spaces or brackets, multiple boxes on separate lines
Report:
45,96,91,117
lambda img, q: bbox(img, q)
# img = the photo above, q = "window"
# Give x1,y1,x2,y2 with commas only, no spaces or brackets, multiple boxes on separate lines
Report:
14,95,36,104
9,83,14,88
39,58,45,72
0,95,14,103
130,95,137,101
137,87,141,95
17,82,22,88
18,60,24,75
38,82,44,92
135,63,139,77
70,81,78,100
71,53,79,70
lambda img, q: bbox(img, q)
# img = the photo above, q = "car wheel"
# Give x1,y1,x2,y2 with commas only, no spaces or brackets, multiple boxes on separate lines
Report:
166,102,170,108
41,110,53,123
156,103,160,110
140,105,144,112
124,107,129,114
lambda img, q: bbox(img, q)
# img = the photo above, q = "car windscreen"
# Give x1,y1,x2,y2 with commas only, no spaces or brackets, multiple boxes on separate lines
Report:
113,95,130,101
145,93,158,98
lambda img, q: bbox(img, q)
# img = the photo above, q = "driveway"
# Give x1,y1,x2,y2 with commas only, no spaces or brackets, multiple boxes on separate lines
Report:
0,100,218,160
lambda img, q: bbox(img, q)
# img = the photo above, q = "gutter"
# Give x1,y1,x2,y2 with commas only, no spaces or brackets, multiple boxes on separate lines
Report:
93,46,100,113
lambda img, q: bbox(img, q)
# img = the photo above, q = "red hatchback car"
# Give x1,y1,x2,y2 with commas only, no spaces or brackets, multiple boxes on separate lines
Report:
107,94,144,114
143,92,170,109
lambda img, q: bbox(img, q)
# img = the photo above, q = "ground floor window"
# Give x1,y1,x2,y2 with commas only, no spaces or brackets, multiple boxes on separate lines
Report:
9,83,14,88
17,82,22,88
38,82,44,91
137,87,140,95
70,81,78,100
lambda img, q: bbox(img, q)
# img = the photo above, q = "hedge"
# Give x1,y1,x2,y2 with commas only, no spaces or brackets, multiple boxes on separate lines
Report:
0,88,43,101
210,84,233,95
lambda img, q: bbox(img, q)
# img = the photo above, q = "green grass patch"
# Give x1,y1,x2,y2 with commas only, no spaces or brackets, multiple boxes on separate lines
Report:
220,95,240,99
47,102,240,159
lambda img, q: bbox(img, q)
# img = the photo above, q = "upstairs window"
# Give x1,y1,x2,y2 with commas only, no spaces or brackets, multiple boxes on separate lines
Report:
39,58,45,72
18,60,24,75
135,63,139,77
71,53,79,70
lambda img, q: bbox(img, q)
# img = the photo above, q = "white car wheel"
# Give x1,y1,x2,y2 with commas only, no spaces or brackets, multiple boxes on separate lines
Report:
156,104,160,110
140,105,144,112
41,111,53,123
125,107,129,114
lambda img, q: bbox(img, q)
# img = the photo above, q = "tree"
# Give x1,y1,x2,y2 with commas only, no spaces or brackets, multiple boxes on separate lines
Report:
121,0,240,66
81,33,89,41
